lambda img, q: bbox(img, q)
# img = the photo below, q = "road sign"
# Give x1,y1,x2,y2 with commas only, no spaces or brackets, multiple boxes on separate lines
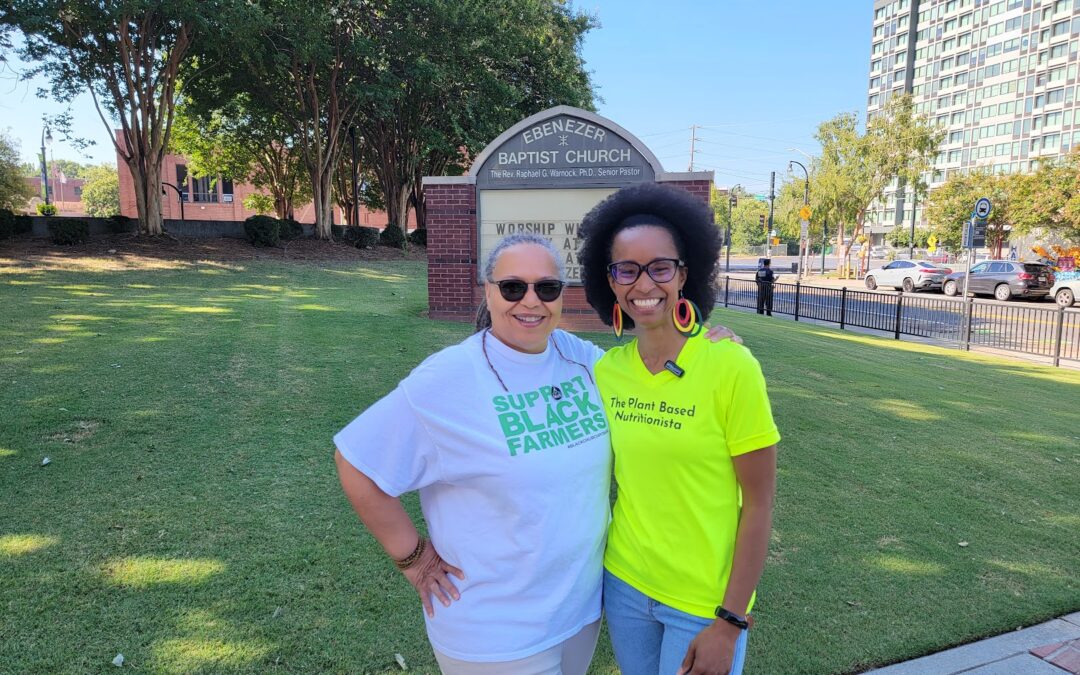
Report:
800,219,809,239
962,218,987,248
759,214,766,231
798,205,812,220
974,197,992,220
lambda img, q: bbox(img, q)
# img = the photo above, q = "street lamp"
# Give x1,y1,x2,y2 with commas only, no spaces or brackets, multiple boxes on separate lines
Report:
161,182,185,220
789,160,809,280
40,126,53,206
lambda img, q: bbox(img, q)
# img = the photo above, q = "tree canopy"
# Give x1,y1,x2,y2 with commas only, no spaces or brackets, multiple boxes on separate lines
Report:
0,130,35,211
813,95,943,275
2,0,243,234
81,163,120,217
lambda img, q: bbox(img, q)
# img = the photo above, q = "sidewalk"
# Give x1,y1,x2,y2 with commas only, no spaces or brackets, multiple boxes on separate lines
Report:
868,612,1080,674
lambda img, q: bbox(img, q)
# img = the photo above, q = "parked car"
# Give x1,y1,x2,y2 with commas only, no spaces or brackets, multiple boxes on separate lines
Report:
864,260,953,292
942,261,1055,301
869,245,890,259
1049,277,1080,307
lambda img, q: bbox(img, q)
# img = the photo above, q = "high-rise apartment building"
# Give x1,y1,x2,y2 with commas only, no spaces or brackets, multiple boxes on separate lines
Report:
866,0,1080,244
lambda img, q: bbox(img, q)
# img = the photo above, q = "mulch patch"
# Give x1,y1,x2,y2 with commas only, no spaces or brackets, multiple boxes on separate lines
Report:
0,234,427,272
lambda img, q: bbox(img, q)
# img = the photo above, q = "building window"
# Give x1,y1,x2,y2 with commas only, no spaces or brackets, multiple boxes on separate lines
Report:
175,164,188,202
192,175,217,203
221,178,234,204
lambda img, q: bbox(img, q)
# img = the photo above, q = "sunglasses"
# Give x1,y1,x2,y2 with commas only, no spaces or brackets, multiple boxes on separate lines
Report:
493,279,565,302
608,258,683,285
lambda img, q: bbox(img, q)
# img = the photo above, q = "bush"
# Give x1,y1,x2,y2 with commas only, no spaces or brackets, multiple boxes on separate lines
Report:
48,218,89,245
37,203,58,216
356,227,380,248
279,218,304,241
379,223,406,249
108,214,133,234
14,215,32,235
331,224,346,239
244,215,280,247
408,228,427,247
0,209,13,240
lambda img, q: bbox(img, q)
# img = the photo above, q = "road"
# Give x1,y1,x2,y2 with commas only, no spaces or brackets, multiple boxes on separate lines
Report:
717,278,1080,362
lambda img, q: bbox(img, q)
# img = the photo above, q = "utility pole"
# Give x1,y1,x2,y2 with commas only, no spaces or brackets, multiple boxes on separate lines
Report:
688,125,699,171
909,184,919,260
767,171,776,259
726,185,740,274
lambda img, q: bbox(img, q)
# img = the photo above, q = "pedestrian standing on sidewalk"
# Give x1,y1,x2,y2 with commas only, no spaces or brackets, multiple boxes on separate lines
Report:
755,259,775,316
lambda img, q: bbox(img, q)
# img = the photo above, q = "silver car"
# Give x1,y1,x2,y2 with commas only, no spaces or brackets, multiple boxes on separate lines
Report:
1049,277,1080,307
865,259,952,293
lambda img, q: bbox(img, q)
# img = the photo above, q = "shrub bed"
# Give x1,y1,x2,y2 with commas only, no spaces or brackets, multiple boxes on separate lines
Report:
244,215,280,247
48,218,89,245
379,224,406,249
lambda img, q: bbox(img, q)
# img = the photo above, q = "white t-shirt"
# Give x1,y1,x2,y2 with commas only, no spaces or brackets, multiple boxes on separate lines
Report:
334,329,611,662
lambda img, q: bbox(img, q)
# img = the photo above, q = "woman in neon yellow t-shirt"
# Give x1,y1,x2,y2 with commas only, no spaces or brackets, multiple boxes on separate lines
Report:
579,183,780,675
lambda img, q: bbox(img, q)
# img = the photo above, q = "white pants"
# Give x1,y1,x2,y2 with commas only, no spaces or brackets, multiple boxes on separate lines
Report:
433,620,601,675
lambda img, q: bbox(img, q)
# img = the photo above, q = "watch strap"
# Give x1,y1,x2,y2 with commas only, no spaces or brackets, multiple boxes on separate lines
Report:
714,606,750,630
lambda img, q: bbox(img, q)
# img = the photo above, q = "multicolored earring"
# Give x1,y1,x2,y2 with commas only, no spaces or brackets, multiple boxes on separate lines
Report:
672,292,702,337
612,302,624,340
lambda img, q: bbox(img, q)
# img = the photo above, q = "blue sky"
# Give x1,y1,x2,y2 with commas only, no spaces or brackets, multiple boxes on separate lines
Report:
1,1,872,195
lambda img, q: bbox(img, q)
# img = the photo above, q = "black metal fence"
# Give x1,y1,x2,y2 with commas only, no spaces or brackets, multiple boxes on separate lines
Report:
718,277,1079,367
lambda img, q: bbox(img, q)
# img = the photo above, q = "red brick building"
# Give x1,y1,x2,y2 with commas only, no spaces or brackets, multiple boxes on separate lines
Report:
24,175,87,216
115,133,412,228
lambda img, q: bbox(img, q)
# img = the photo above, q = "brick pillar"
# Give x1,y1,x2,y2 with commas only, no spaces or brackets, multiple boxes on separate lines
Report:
424,179,477,321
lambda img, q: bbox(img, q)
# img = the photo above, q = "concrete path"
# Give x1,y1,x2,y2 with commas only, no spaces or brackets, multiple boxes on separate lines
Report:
868,612,1080,674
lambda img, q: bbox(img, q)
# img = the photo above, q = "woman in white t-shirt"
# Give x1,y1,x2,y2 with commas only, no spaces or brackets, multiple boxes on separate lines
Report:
334,234,612,674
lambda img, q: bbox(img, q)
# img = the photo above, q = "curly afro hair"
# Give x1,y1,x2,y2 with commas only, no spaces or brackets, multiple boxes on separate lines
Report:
578,183,720,331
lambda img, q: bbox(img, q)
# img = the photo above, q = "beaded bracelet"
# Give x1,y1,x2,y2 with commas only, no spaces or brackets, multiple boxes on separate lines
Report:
393,537,426,570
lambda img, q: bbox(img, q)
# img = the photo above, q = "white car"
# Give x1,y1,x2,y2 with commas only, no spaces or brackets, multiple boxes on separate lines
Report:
864,259,953,293
870,245,890,259
1050,277,1080,307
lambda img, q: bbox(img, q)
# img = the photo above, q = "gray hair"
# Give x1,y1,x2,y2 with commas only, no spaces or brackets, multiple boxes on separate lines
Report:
475,234,565,332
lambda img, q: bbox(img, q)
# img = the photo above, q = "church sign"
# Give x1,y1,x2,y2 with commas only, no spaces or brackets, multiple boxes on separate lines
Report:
423,105,713,326
472,107,663,283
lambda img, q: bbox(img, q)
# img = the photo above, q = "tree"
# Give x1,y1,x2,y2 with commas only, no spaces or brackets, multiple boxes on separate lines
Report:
191,0,374,239
2,0,238,235
813,95,943,276
1010,150,1080,244
331,144,383,227
0,130,35,211
357,0,595,234
925,170,1012,256
170,97,311,220
886,225,931,249
714,188,769,253
81,163,120,217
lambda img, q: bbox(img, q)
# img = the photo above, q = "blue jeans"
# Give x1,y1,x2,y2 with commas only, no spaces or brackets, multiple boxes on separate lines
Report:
603,570,748,675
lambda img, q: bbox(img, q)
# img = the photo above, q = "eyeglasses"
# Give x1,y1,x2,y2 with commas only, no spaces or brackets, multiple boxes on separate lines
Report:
607,258,683,285
492,279,565,302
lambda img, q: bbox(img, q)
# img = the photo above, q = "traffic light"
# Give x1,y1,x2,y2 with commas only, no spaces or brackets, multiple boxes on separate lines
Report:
759,214,766,232
729,194,738,209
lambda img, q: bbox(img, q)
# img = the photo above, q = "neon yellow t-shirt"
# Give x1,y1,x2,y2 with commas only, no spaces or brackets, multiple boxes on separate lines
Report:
596,332,780,618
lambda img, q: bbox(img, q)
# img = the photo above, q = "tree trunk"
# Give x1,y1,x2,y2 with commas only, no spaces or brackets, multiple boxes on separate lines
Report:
312,167,334,239
127,155,164,236
414,187,427,230
274,193,288,220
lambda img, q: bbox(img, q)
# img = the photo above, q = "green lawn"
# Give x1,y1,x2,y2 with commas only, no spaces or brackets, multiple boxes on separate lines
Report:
1,258,1077,674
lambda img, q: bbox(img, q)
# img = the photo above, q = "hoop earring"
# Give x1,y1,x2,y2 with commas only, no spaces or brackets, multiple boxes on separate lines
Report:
612,302,624,340
672,292,702,337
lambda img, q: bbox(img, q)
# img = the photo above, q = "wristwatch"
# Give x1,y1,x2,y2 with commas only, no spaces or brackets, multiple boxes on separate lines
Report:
714,606,750,630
